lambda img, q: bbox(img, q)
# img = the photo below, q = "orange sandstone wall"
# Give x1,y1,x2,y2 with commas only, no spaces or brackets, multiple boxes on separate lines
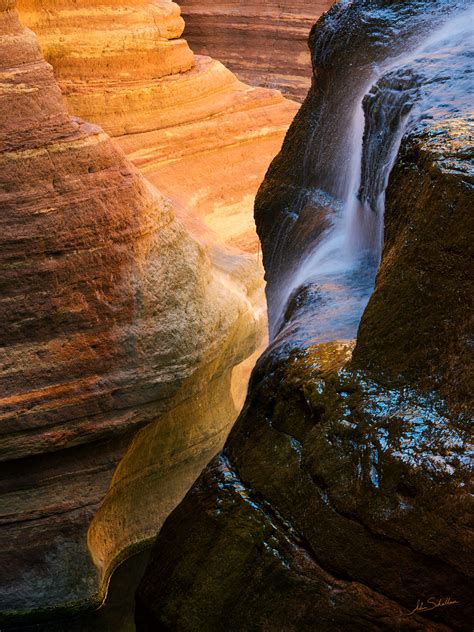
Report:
4,0,303,615
18,0,299,255
0,0,264,615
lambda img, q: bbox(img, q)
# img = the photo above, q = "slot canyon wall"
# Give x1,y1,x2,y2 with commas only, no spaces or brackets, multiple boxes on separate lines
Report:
136,1,473,630
0,0,293,619
17,0,299,255
179,0,334,102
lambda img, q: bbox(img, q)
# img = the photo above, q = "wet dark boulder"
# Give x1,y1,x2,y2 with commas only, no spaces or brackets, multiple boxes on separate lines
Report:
135,1,473,629
136,120,473,632
136,336,472,630
354,120,474,414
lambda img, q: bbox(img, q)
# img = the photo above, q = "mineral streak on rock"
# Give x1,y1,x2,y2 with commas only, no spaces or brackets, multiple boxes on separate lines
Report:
179,0,334,102
0,1,263,617
17,0,299,256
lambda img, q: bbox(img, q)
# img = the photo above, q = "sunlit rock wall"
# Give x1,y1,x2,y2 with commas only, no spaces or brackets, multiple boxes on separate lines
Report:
0,1,262,617
18,0,299,256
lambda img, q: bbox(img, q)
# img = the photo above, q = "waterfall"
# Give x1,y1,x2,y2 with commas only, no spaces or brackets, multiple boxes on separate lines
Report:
270,4,473,346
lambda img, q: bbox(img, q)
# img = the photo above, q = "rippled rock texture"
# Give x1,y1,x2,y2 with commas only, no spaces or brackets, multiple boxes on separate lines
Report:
0,1,263,618
18,0,299,256
136,2,473,630
180,0,334,102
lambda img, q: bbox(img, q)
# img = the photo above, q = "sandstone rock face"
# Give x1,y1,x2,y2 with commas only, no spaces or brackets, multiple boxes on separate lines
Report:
2,0,300,618
179,0,334,102
18,0,299,256
0,2,262,617
136,2,473,630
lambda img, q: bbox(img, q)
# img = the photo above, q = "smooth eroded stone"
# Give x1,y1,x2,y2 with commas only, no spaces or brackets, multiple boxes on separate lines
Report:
17,0,299,258
0,1,264,618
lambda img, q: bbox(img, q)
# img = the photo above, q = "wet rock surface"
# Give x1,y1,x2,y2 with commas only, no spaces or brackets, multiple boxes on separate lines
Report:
355,119,474,414
136,1,473,630
137,337,472,631
254,0,469,332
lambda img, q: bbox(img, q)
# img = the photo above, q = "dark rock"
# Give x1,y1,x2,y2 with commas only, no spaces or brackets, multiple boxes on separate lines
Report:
354,121,474,414
136,339,472,630
136,1,473,630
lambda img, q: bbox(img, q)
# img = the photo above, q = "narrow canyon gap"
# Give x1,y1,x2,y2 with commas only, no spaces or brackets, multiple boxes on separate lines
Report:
0,0,471,629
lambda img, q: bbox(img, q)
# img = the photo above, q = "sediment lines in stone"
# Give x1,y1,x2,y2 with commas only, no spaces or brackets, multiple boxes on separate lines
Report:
2,5,298,609
18,0,299,255
179,0,334,101
0,1,264,616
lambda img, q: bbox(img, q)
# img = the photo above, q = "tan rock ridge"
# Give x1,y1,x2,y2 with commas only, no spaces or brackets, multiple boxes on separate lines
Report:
17,0,299,256
0,0,263,617
179,0,334,102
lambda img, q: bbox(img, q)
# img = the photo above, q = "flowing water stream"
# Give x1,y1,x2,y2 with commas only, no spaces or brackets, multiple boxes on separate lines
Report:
269,3,473,349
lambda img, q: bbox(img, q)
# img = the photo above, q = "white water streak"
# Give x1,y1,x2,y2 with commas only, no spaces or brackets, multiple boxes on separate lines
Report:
273,6,474,336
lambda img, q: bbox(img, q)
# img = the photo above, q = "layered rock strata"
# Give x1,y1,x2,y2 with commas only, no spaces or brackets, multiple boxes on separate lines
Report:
0,1,261,618
179,0,334,102
18,0,299,255
136,2,473,630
